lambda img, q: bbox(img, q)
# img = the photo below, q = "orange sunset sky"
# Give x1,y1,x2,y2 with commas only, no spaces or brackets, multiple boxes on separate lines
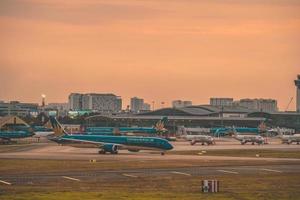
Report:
0,0,299,110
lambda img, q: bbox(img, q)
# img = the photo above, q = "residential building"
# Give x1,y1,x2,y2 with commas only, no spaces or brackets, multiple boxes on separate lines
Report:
172,100,192,108
131,97,144,113
82,93,122,113
68,93,83,111
210,98,233,106
238,98,278,112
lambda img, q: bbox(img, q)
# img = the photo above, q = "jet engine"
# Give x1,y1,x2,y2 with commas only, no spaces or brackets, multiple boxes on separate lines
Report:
101,144,118,154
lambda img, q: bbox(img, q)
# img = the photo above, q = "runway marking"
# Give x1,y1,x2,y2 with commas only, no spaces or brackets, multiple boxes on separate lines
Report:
122,174,138,178
260,168,282,173
217,170,239,174
62,176,80,181
0,180,12,185
171,171,191,176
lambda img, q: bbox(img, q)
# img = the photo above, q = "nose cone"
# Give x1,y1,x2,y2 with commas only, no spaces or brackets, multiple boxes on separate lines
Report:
165,141,174,150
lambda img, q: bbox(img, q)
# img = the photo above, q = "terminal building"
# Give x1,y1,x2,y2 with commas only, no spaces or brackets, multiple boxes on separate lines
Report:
0,101,39,117
85,104,300,131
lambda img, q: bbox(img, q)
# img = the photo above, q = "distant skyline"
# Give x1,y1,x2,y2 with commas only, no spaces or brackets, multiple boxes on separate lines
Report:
0,0,299,110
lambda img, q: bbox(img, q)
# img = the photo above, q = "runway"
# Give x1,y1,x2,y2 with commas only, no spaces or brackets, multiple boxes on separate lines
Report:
1,164,299,186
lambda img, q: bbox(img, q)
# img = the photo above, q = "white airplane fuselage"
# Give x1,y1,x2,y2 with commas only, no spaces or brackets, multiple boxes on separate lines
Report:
184,135,215,145
234,135,265,145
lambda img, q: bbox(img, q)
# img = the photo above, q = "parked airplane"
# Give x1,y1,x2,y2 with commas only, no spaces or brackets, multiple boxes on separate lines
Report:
231,127,265,145
185,134,215,145
277,128,300,144
10,123,54,138
0,130,34,144
85,117,168,135
48,117,173,155
179,127,215,145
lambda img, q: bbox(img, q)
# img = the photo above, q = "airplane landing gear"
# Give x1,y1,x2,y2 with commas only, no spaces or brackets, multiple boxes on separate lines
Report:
161,152,165,156
98,150,106,154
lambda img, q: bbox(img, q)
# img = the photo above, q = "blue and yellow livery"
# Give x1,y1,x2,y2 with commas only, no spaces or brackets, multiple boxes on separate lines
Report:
49,117,173,155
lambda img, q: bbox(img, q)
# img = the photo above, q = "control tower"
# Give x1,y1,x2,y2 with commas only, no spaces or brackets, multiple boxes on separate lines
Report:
295,75,300,112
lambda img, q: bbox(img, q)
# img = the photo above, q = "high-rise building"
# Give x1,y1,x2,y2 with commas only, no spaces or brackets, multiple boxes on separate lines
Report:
238,98,278,112
130,97,144,113
69,93,122,113
82,93,122,113
142,103,151,111
68,93,83,111
210,98,233,106
172,100,192,108
46,103,69,116
295,75,300,112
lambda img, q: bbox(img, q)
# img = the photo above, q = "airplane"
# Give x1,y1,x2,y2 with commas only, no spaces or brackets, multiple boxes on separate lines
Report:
48,117,173,155
0,130,34,144
231,127,265,145
85,117,168,135
179,127,215,145
277,128,300,145
185,134,215,146
12,123,54,138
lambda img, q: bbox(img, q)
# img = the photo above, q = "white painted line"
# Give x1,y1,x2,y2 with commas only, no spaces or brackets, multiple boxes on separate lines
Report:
122,173,138,178
260,168,282,173
62,176,80,181
0,180,12,185
217,170,239,174
171,171,191,176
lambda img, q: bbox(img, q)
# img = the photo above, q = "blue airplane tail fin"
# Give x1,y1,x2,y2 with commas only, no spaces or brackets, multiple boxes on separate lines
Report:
49,117,68,137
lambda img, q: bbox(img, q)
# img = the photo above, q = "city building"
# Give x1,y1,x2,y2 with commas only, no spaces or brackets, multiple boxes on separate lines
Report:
142,103,151,111
172,100,192,108
82,93,122,113
130,97,144,113
68,93,83,111
295,75,300,112
45,103,69,116
238,98,278,113
0,101,39,117
68,93,122,113
210,98,233,107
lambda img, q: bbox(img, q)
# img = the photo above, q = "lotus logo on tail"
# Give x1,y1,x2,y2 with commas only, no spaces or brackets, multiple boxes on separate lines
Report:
155,117,168,133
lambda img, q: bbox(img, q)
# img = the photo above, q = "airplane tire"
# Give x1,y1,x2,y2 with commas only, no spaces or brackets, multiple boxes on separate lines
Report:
98,150,106,154
161,152,165,156
201,143,205,146
297,142,299,145
252,142,255,145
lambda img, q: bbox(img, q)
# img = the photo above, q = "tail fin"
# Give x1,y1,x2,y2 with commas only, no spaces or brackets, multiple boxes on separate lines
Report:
49,117,67,136
276,127,283,137
258,121,267,133
155,117,168,132
230,126,238,137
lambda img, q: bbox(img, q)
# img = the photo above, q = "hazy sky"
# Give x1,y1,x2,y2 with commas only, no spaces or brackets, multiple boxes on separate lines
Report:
0,0,299,110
